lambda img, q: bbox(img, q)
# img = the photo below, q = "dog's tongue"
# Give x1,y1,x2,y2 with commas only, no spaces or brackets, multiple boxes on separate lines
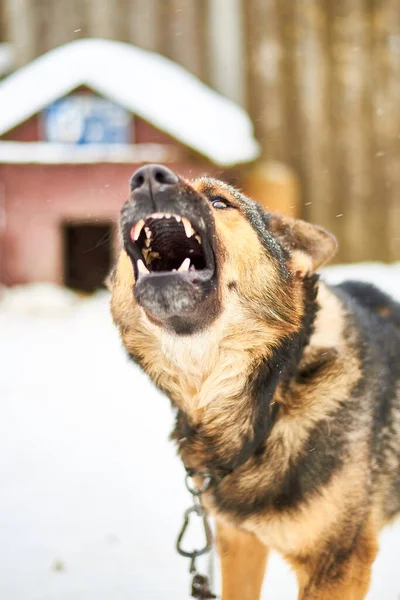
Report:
147,218,202,263
146,217,187,253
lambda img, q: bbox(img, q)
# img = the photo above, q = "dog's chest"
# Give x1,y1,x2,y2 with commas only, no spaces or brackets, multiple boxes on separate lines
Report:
209,490,342,557
158,330,250,415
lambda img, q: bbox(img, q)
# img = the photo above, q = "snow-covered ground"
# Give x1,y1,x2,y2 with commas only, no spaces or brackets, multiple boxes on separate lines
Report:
1,263,400,600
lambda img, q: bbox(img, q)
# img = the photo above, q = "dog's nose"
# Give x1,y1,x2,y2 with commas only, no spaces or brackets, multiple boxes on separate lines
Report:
130,164,178,193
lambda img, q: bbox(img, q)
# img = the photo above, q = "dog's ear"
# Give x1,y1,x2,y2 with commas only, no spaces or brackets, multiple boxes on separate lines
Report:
269,214,337,275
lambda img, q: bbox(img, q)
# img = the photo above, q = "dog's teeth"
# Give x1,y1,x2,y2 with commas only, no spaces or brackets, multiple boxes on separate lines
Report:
182,217,195,238
178,258,191,272
131,219,145,241
165,213,171,219
144,238,151,248
195,235,201,245
145,227,151,239
142,248,150,262
174,215,181,222
137,259,149,274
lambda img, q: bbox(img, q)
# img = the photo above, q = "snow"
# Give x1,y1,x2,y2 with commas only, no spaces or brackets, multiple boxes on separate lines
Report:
1,263,400,599
0,141,181,165
0,39,259,167
0,283,79,315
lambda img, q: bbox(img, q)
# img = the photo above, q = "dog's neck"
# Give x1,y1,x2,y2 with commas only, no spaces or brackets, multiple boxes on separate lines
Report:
165,275,320,474
124,275,323,473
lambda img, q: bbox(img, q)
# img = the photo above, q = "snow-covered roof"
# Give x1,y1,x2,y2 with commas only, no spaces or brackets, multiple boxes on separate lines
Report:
0,39,260,167
0,141,180,164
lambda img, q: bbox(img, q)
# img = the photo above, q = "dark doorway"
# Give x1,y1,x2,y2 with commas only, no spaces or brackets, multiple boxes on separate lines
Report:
63,223,113,292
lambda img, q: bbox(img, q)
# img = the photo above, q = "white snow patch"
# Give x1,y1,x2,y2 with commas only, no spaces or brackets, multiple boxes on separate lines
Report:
321,261,400,301
0,141,180,165
0,39,259,167
0,283,80,315
0,263,399,599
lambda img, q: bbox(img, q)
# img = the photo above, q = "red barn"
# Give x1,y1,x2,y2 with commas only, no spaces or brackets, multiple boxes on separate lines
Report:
0,39,258,291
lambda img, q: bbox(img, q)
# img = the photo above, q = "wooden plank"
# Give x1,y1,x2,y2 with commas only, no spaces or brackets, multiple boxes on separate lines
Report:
112,0,131,43
64,0,87,40
371,0,400,262
160,0,207,80
41,0,55,54
329,0,372,262
46,0,66,49
46,0,86,49
86,0,115,39
4,0,37,65
277,1,300,179
292,0,333,231
207,0,246,105
0,0,6,42
243,0,287,161
6,0,87,63
128,0,159,50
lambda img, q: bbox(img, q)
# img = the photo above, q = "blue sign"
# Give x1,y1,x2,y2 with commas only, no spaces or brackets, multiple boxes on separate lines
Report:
43,95,132,144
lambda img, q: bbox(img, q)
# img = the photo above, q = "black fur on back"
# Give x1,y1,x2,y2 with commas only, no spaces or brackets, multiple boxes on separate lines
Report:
337,280,400,328
334,281,400,519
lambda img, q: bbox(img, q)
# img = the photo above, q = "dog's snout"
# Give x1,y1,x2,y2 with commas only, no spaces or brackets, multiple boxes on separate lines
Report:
130,164,178,193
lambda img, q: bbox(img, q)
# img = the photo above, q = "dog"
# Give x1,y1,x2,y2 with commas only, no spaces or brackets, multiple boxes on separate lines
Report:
109,164,400,600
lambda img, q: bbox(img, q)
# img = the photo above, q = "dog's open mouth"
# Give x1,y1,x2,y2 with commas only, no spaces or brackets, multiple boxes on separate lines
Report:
120,165,220,329
129,212,214,282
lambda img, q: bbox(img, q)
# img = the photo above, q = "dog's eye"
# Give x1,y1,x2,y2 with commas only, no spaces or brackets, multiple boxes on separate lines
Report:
211,197,231,209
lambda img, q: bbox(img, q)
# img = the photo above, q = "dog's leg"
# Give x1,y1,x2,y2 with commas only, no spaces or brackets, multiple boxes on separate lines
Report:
216,522,268,600
291,523,378,600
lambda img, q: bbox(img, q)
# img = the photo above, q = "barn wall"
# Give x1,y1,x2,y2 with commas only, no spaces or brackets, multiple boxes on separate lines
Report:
0,161,214,285
3,116,40,142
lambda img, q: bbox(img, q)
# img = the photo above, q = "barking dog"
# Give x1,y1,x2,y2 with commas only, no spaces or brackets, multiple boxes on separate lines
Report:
110,164,400,600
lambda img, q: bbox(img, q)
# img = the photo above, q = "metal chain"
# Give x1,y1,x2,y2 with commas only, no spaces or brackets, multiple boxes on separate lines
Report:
176,471,217,599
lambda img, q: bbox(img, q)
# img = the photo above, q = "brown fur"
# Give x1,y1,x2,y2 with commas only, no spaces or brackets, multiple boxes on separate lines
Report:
110,171,400,599
217,523,268,600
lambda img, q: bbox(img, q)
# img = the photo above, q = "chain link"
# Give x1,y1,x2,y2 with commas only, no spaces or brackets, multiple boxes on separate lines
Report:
176,471,217,599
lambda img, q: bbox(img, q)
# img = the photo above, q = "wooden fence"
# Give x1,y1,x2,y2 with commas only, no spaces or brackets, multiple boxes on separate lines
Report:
2,0,400,262
2,0,244,98
245,0,400,263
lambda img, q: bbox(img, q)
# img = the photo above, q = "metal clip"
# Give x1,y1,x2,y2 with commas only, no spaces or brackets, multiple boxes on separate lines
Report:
176,504,213,559
185,471,213,496
177,469,217,598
